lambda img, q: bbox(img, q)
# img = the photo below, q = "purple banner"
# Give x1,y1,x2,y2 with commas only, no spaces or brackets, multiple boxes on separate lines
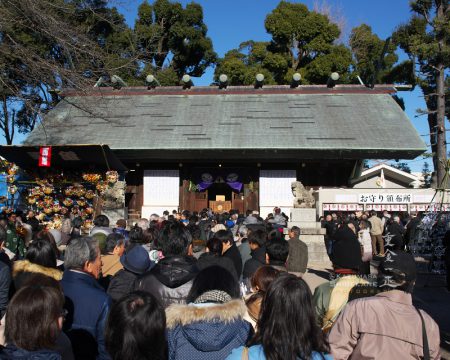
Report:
193,171,244,192
227,181,243,192
198,181,213,191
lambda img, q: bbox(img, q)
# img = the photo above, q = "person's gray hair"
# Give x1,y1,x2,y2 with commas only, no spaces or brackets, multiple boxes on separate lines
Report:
393,215,400,223
136,218,149,230
238,225,248,237
64,237,99,270
149,214,160,221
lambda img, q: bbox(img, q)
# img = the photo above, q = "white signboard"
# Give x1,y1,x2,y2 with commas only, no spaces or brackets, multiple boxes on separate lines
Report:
358,193,412,204
259,170,296,207
259,170,296,217
144,170,179,206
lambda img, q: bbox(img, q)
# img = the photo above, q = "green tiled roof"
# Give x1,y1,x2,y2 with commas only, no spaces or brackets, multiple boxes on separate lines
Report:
23,85,426,160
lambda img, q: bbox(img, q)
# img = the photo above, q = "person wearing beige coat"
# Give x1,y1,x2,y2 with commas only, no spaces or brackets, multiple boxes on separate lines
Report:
368,211,384,255
329,251,440,360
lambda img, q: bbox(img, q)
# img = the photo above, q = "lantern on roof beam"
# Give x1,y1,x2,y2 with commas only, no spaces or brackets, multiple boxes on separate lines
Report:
111,75,127,89
254,73,265,89
218,74,228,89
290,73,302,88
327,72,340,88
182,74,193,89
93,75,109,88
146,74,160,89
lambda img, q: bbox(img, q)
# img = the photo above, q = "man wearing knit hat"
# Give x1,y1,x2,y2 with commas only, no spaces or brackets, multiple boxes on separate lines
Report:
329,251,440,359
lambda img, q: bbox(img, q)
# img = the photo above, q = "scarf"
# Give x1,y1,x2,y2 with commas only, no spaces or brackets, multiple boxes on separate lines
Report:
194,290,232,304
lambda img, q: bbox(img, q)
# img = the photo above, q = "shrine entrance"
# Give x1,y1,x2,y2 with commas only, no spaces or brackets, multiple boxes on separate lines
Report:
207,182,233,213
179,166,259,214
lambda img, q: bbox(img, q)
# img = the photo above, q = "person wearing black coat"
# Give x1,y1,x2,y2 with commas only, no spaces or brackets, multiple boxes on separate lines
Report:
444,229,450,292
214,230,243,279
242,230,267,280
387,216,406,250
404,212,421,248
107,245,153,303
197,237,238,280
135,222,199,308
322,214,338,256
0,227,10,318
330,224,362,271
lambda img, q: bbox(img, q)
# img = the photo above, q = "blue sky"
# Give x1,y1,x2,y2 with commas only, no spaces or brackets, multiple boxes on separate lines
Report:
117,0,434,172
9,0,436,172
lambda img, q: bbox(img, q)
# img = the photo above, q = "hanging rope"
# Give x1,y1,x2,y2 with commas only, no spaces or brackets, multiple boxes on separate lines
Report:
425,158,450,212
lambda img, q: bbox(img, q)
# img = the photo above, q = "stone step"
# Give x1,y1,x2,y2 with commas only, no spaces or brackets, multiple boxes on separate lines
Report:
288,221,325,232
301,233,329,263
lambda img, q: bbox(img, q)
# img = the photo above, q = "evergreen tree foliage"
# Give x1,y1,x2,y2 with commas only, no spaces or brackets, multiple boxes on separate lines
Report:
392,0,449,187
391,161,412,173
349,24,398,86
214,1,353,85
134,0,217,81
421,162,432,188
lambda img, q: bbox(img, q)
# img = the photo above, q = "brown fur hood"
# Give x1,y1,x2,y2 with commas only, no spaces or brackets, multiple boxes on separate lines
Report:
166,299,247,329
12,260,63,281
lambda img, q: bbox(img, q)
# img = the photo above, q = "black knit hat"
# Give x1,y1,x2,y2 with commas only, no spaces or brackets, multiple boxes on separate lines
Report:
330,226,362,270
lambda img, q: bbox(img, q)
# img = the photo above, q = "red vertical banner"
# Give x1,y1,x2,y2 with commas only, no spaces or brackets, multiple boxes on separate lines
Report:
39,146,52,167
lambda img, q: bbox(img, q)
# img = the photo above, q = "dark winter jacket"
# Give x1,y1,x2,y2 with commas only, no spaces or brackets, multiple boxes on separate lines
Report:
0,344,61,359
330,227,362,270
166,299,252,360
405,217,421,245
135,255,198,308
107,269,139,303
0,260,10,318
199,219,213,241
322,220,338,240
387,222,406,249
286,236,308,274
242,247,266,280
223,243,243,279
444,230,450,261
60,270,111,360
197,253,238,280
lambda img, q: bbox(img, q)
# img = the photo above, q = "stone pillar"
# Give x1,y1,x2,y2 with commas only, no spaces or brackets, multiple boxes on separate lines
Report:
288,208,328,265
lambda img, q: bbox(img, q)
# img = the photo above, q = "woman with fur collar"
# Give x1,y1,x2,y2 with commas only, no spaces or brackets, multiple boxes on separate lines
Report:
12,240,62,291
166,266,252,360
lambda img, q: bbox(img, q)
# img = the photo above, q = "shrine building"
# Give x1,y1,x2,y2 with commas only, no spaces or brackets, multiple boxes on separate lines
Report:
0,84,427,218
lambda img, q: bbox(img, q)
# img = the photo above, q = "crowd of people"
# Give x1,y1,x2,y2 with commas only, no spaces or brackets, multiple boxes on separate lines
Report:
0,206,444,359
